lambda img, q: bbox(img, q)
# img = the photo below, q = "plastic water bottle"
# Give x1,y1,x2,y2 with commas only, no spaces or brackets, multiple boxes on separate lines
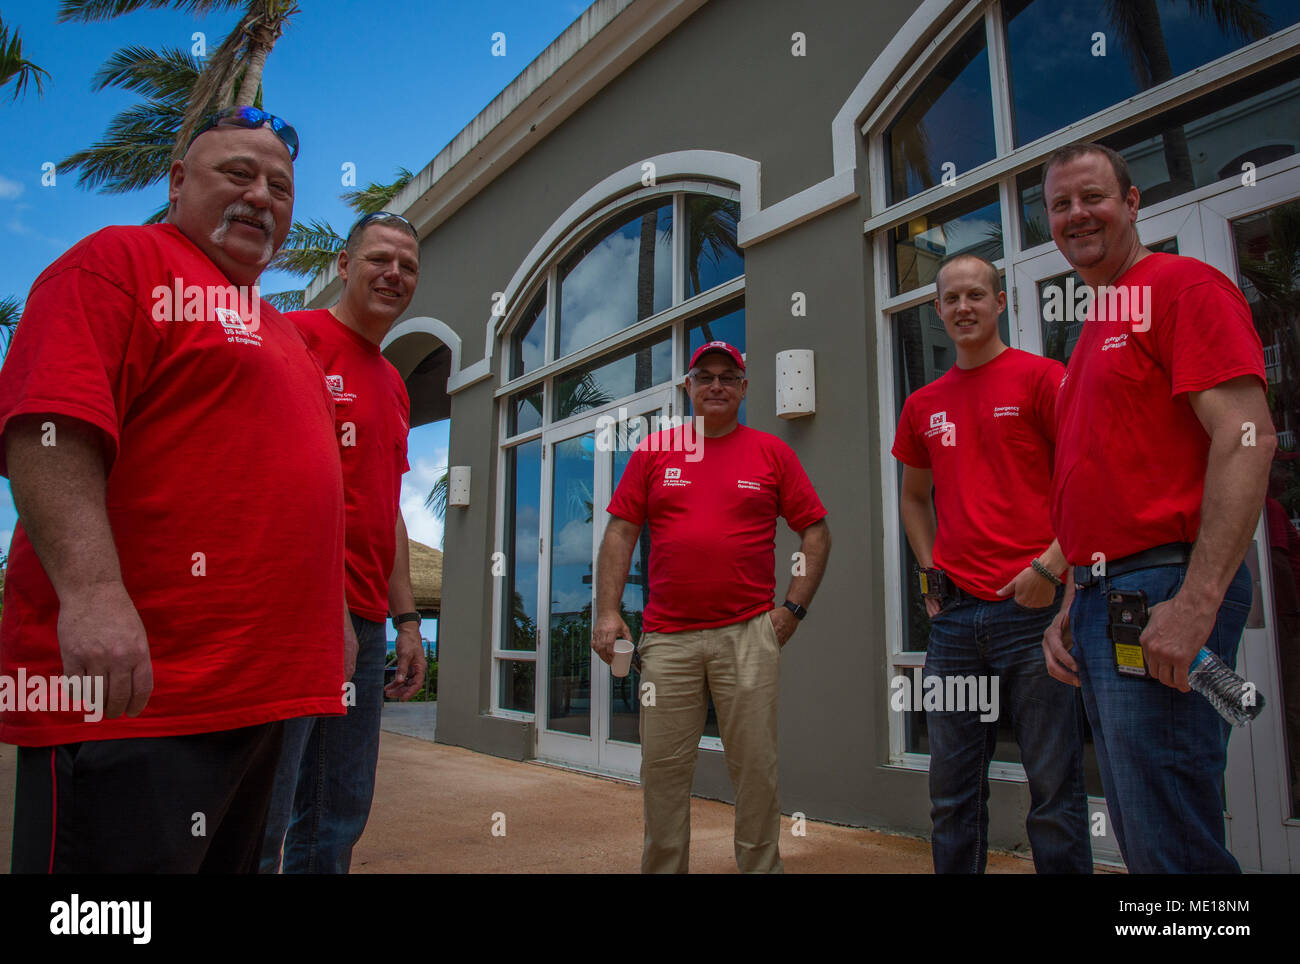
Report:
1188,648,1265,726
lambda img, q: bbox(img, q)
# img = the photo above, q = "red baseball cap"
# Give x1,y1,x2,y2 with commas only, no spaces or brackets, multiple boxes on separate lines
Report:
688,340,745,372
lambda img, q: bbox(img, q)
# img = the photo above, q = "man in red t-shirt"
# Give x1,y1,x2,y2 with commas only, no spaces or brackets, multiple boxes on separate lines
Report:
594,341,831,873
893,254,1090,874
0,108,353,873
259,211,425,874
1041,143,1274,873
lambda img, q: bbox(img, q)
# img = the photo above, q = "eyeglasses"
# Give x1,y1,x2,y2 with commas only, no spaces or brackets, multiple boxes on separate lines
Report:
690,372,744,387
345,211,418,246
188,106,300,161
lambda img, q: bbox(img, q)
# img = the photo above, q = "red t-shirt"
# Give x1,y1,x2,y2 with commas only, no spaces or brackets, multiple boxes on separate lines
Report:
606,423,826,632
892,347,1064,600
289,310,410,622
1051,253,1266,565
0,224,346,745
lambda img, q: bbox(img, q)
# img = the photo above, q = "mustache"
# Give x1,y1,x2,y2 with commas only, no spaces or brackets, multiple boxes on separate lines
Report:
221,201,274,234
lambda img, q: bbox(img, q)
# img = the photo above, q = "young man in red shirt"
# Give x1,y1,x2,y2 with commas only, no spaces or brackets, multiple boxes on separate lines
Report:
0,108,352,872
260,212,426,874
893,254,1091,873
1041,143,1274,872
593,341,831,873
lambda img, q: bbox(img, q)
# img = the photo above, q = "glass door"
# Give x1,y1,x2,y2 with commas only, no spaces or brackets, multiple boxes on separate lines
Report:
1202,158,1300,873
1010,202,1211,868
535,389,672,776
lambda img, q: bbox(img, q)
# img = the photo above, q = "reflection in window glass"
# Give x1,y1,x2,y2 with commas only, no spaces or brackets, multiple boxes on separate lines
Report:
1004,0,1296,149
609,445,650,745
891,187,1003,295
557,201,673,359
547,434,595,736
511,293,546,378
507,386,543,436
554,333,671,422
502,440,541,651
1233,201,1300,817
498,660,535,713
885,24,996,204
1019,62,1300,246
686,197,743,296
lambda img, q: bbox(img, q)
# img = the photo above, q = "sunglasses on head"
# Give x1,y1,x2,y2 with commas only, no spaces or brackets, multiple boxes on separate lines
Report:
346,211,418,246
188,106,300,161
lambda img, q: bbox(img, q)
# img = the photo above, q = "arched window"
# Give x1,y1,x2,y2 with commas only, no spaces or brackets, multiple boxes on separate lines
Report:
493,185,745,724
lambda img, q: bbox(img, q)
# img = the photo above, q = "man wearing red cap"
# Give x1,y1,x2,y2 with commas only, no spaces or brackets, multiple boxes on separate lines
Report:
594,341,831,873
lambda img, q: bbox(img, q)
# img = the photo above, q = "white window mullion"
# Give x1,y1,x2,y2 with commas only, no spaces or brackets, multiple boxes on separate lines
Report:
984,1,1015,158
673,192,686,306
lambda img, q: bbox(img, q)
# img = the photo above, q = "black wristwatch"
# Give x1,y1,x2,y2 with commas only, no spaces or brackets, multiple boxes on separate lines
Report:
392,612,421,631
782,600,807,621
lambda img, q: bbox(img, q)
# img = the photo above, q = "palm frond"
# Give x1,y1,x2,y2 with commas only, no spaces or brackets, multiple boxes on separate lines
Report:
342,168,415,216
424,471,448,521
59,103,183,193
57,0,242,23
1190,0,1273,41
90,44,199,101
0,18,51,101
0,295,23,354
269,219,344,276
263,288,305,312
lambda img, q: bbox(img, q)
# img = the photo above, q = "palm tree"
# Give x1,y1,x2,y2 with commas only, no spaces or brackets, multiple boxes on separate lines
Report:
57,0,300,202
1,15,50,101
0,295,22,354
1104,0,1273,197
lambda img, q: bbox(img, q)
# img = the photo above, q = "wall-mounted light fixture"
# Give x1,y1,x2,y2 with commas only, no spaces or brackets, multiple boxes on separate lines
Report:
449,466,471,508
776,350,815,419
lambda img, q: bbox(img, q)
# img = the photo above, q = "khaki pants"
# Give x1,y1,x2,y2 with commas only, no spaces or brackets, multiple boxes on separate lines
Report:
638,610,783,873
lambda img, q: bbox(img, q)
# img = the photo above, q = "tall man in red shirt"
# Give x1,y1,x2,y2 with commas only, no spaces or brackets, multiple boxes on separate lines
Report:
593,341,831,873
893,254,1091,874
1041,143,1274,873
0,108,352,872
260,211,426,874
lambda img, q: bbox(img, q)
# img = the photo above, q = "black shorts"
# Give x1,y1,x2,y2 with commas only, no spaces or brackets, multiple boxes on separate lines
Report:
11,721,284,874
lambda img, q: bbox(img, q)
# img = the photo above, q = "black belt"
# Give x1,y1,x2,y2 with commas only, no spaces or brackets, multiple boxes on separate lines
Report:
1072,542,1192,588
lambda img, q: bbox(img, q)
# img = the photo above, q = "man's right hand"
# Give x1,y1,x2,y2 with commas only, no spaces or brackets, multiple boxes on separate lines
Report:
592,613,632,665
1042,593,1080,687
57,581,152,719
925,597,942,618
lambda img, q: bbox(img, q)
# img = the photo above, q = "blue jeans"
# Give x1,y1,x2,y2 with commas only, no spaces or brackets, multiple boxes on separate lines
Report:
925,586,1092,873
1071,561,1251,873
259,613,387,874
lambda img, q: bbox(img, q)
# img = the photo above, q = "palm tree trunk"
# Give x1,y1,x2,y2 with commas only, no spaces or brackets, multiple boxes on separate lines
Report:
234,40,270,106
1130,0,1195,193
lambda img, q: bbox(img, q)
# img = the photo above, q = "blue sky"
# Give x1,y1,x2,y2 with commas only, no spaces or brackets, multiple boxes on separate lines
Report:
1,0,588,642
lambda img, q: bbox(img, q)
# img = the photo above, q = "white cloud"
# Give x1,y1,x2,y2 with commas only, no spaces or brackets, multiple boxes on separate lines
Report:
0,174,23,200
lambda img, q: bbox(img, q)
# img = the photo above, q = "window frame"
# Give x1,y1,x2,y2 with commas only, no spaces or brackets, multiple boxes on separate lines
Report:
866,0,1300,773
490,182,746,720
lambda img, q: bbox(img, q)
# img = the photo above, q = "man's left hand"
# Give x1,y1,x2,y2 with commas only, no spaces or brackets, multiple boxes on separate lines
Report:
1141,591,1217,692
997,565,1057,609
768,606,798,648
385,625,427,701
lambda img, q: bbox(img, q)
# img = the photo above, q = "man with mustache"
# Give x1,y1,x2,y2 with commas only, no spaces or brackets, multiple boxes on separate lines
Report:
260,211,425,874
0,108,354,873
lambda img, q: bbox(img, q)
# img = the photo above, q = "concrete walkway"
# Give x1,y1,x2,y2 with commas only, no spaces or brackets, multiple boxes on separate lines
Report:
0,725,1049,873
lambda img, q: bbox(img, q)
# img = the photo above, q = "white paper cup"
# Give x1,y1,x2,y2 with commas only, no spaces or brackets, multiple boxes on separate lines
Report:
611,638,635,677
